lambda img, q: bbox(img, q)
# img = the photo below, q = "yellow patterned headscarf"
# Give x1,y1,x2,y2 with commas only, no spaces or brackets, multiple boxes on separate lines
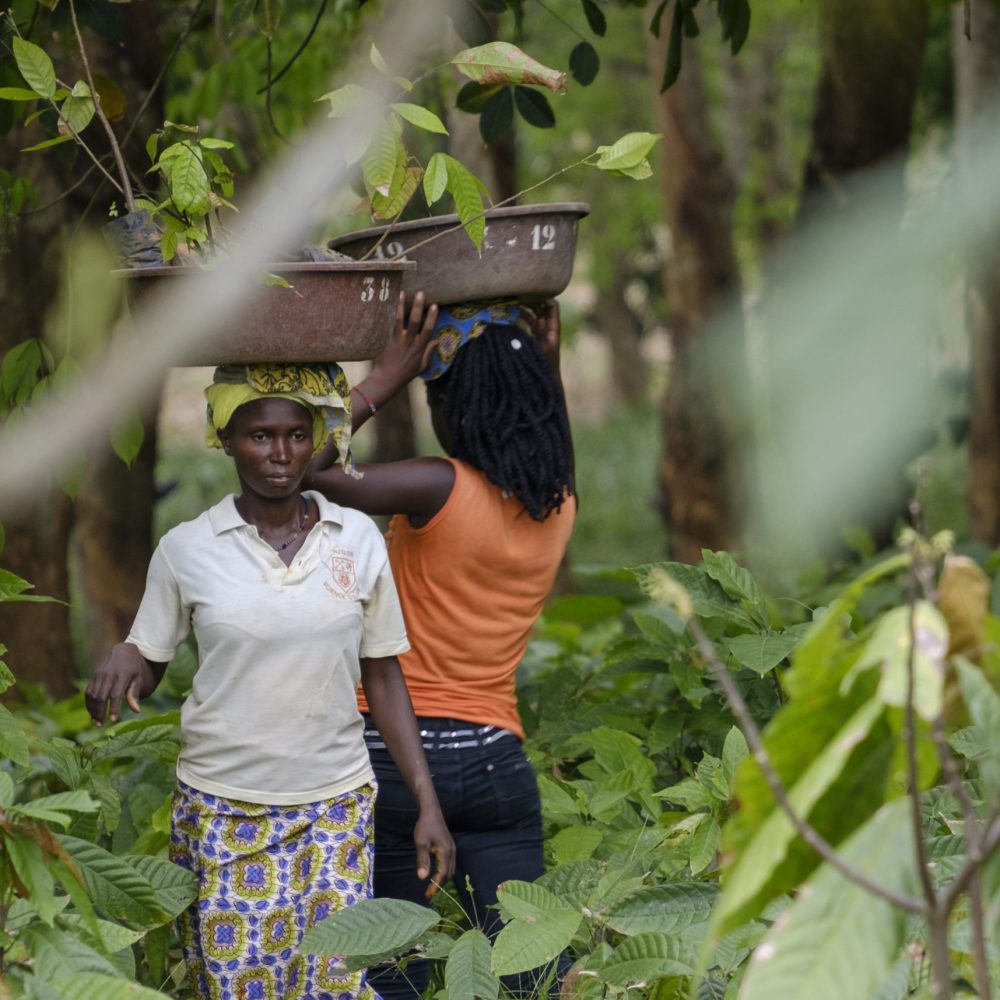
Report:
204,364,354,471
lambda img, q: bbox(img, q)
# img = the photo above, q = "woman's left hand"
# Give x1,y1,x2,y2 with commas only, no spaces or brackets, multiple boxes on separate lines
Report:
372,291,440,386
414,803,455,898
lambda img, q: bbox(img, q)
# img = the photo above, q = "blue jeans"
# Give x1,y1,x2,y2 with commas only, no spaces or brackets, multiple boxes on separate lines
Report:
365,716,547,1000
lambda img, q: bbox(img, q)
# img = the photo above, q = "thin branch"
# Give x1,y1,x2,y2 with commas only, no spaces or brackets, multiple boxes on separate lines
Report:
686,616,925,914
263,39,292,145
256,0,330,94
67,0,135,212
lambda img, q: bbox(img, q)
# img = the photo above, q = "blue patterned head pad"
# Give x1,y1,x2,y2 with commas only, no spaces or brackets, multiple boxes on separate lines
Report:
420,300,532,381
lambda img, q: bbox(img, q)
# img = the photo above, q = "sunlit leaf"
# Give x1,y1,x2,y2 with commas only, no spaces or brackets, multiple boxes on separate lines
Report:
739,801,915,1000
301,897,440,957
0,87,41,101
391,102,448,135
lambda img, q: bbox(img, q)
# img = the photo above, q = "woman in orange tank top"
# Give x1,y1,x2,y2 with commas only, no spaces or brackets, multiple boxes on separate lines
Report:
308,293,576,999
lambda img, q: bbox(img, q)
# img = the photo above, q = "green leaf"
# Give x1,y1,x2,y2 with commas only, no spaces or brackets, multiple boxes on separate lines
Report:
726,629,805,677
633,560,751,628
599,933,697,986
688,815,720,875
549,824,604,864
35,971,169,1000
369,44,411,90
455,81,505,114
446,929,498,1000
59,82,95,136
422,152,449,206
0,86,42,101
371,164,422,221
849,602,947,721
0,654,13,695
606,883,719,936
301,897,439,957
21,134,75,153
110,414,145,468
5,831,60,925
662,2,684,90
128,853,198,919
513,87,555,129
21,926,124,984
569,42,600,86
164,145,211,216
12,790,98,828
479,87,514,144
444,156,486,251
719,0,751,54
0,566,33,601
0,702,30,765
58,835,165,926
721,725,749,789
391,102,448,135
712,696,885,937
13,38,57,99
581,0,607,36
701,550,769,626
362,125,402,197
254,0,282,38
91,724,180,765
0,769,13,806
739,801,915,1000
955,657,1000,789
451,42,567,94
491,901,581,975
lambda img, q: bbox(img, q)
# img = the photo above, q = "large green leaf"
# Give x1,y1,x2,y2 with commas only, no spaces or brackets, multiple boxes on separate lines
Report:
0,769,13,806
446,929,498,1000
633,561,753,629
5,830,60,925
713,696,885,936
0,701,29,765
59,82,95,136
91,724,180,765
128,853,197,918
162,144,210,216
300,897,439,957
13,37,57,99
606,883,719,936
738,800,916,1000
422,151,449,206
362,125,403,198
451,42,566,93
317,83,370,119
443,156,486,251
58,835,164,926
491,880,583,976
598,932,697,986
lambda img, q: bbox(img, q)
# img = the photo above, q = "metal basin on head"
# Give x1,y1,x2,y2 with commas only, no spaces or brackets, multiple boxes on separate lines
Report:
328,202,590,306
115,260,415,365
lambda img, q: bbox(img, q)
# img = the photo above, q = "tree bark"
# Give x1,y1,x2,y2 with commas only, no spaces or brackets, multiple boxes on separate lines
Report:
800,0,929,222
0,1,164,695
650,20,747,563
954,0,1000,544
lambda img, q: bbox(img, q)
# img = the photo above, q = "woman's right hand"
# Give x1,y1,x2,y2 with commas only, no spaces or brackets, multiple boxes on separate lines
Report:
85,643,164,726
370,291,440,387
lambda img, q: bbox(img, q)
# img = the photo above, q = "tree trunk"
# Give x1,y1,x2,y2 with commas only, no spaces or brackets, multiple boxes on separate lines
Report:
0,2,164,695
800,0,929,221
954,0,1000,544
592,266,647,405
650,19,747,563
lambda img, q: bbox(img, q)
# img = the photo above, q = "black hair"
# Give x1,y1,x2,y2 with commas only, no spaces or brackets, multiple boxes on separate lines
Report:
425,323,574,521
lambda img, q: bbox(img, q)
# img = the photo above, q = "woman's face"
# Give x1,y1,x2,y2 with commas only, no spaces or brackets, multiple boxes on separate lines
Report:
217,397,314,500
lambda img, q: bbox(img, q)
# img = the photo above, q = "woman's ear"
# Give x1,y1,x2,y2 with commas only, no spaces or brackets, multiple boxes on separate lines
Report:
217,428,233,455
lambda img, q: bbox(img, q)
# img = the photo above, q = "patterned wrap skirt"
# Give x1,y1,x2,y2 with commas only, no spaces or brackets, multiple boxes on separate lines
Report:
169,779,380,1000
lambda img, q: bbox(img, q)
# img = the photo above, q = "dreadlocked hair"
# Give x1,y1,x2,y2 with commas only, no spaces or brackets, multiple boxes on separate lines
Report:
425,323,574,521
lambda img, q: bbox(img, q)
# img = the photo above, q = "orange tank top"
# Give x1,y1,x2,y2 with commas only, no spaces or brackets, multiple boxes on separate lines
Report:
358,458,575,739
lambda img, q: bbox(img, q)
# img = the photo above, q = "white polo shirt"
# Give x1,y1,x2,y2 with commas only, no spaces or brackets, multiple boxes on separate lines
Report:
127,491,409,805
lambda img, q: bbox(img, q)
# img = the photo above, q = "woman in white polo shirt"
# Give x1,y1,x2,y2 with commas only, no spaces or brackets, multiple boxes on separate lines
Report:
85,364,454,1000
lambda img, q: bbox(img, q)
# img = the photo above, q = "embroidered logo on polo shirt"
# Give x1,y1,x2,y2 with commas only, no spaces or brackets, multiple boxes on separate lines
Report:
326,548,359,599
